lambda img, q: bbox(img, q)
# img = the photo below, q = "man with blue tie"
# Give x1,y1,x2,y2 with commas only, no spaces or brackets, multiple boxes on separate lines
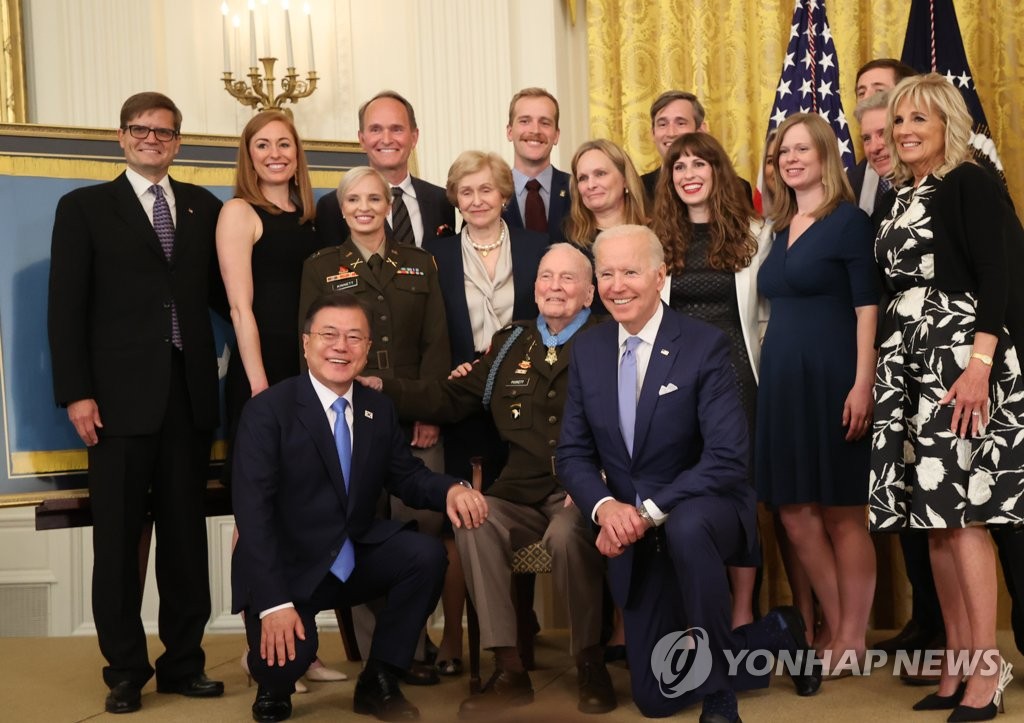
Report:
557,226,820,722
231,292,488,722
502,87,571,242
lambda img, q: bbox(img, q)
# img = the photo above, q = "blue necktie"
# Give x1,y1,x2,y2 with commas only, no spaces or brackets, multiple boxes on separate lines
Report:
618,336,642,455
150,184,181,349
329,397,355,581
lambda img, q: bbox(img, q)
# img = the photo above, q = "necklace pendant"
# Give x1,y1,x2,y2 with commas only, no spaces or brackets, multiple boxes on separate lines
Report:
481,249,489,257
545,346,558,365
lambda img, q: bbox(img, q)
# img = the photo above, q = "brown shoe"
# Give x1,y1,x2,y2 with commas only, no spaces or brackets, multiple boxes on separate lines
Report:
457,669,533,718
577,659,617,714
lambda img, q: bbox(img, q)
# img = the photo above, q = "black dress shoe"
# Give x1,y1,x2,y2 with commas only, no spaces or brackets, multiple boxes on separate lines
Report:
766,606,821,697
252,687,292,722
354,664,420,721
458,669,534,718
400,662,439,686
105,681,142,714
875,619,943,654
156,673,225,697
699,713,742,723
577,660,617,714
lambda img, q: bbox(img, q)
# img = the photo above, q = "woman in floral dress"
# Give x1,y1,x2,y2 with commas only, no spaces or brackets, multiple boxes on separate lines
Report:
870,73,1024,720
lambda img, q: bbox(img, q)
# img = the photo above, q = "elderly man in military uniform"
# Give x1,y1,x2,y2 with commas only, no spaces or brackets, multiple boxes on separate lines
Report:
298,166,451,681
360,243,614,717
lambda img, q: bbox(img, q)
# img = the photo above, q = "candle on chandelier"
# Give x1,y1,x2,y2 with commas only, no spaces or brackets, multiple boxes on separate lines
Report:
304,3,315,71
248,0,257,67
283,0,294,68
221,3,230,73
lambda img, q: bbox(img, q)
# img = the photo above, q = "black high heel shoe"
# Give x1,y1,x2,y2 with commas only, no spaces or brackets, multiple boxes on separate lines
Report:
913,681,966,711
947,660,1013,722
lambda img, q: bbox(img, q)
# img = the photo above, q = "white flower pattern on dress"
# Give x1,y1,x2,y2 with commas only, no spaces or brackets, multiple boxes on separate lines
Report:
869,176,1024,530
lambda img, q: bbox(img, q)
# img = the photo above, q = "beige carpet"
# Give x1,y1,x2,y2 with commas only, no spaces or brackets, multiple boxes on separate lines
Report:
1,630,1022,722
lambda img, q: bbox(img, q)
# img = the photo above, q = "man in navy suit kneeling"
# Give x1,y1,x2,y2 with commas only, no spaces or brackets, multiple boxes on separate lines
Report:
231,292,488,722
557,226,820,722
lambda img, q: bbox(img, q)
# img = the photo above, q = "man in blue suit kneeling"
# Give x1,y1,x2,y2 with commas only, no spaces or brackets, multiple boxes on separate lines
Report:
556,226,821,722
231,292,488,722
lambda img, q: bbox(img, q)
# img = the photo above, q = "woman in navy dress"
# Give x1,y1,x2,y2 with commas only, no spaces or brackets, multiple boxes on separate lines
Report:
756,113,879,671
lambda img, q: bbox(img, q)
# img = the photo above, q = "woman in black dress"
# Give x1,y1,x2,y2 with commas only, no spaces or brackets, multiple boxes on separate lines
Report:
216,110,341,687
650,132,770,630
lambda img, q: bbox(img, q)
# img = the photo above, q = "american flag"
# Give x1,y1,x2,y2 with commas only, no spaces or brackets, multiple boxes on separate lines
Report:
901,0,1004,183
766,0,854,170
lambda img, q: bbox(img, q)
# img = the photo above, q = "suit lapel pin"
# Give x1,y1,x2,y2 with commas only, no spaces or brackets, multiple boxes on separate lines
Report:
364,410,373,419
559,190,566,197
187,207,193,214
660,349,670,356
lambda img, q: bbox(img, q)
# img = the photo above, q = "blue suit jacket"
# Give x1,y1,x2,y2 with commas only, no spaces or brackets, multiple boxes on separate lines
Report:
424,228,549,364
557,307,756,605
230,374,455,615
502,166,571,243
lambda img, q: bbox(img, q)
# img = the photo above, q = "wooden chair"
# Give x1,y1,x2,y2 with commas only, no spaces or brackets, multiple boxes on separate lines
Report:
466,458,552,693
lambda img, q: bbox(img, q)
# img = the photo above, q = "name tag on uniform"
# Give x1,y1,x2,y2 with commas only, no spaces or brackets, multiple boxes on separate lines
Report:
506,377,532,389
326,270,359,283
332,279,359,291
396,266,425,276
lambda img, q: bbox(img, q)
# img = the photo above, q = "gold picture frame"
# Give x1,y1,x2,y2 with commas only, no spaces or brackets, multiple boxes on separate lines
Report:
0,0,26,123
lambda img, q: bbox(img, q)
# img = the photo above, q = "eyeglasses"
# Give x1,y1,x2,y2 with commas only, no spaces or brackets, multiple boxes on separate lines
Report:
123,125,179,142
306,329,369,346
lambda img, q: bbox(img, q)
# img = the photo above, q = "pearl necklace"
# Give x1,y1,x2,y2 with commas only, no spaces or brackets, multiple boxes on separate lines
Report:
467,222,507,257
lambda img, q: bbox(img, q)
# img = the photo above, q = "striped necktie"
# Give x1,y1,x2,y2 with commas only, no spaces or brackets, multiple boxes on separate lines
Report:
150,184,181,349
390,187,414,245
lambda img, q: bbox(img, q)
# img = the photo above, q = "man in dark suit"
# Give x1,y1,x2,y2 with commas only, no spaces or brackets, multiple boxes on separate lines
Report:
316,91,456,247
639,90,752,204
848,59,917,215
557,226,819,722
502,87,570,242
231,292,487,722
48,92,224,714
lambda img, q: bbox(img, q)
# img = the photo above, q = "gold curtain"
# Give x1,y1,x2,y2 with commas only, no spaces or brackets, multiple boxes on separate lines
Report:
0,0,26,123
587,0,1023,210
587,0,1019,627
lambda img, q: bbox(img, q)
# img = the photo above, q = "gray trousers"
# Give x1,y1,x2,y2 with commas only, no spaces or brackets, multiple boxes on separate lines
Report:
456,491,603,656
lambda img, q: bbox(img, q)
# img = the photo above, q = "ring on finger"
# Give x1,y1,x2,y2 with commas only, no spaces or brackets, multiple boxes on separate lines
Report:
971,411,980,417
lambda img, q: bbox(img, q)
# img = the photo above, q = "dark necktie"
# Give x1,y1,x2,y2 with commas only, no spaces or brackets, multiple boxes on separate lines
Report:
330,396,355,581
367,253,383,279
618,336,642,455
390,187,414,245
524,178,547,233
879,177,892,193
150,184,182,349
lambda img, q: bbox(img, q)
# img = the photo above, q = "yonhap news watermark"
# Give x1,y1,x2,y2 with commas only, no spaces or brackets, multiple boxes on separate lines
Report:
651,627,1000,697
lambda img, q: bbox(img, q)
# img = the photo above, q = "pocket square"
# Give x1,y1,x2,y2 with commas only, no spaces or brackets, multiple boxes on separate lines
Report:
658,383,678,396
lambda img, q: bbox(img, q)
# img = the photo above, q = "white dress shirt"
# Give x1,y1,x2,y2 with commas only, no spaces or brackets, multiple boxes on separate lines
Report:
389,174,425,247
125,168,176,225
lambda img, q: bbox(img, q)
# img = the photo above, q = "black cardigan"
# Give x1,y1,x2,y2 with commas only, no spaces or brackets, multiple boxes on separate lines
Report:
927,162,1024,367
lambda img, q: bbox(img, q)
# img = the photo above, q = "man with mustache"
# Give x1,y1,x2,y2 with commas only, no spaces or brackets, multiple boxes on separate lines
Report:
502,87,570,242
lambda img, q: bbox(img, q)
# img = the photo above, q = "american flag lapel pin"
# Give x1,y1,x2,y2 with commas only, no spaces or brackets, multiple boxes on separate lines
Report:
660,349,670,356
364,410,373,419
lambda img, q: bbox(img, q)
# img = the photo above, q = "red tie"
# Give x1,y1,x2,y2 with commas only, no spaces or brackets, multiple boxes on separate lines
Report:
524,179,546,233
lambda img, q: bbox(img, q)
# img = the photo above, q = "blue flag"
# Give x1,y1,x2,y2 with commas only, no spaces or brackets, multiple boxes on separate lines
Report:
767,0,854,170
900,0,1004,182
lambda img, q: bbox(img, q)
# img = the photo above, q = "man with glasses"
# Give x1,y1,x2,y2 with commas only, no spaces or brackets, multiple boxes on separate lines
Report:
48,92,225,714
231,292,486,722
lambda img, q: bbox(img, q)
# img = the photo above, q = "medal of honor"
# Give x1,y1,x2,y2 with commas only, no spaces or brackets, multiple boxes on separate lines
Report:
545,346,558,365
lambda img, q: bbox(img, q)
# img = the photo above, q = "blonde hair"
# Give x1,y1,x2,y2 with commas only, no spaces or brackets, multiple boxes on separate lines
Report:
767,113,853,230
565,139,647,247
444,151,514,206
335,166,392,208
885,73,973,186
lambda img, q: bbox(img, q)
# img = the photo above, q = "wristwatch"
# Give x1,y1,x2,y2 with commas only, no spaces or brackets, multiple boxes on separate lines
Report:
636,504,654,526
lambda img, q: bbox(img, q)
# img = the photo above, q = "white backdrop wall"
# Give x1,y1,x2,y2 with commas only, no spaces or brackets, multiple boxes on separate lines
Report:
4,0,587,637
